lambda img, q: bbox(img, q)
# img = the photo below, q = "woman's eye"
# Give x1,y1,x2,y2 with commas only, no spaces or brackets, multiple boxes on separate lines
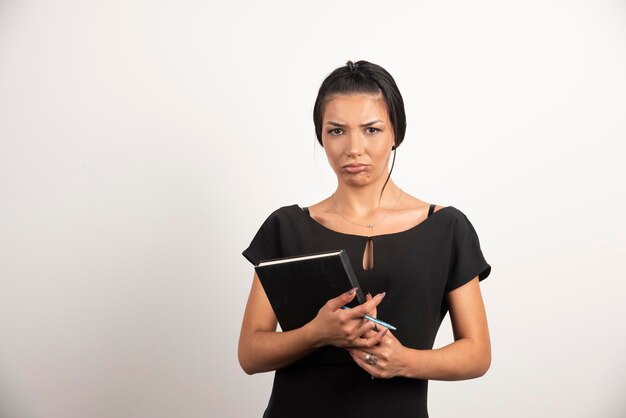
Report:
366,127,379,134
328,128,343,135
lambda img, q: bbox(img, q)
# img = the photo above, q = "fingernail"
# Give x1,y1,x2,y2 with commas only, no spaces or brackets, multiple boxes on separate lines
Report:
347,287,358,296
366,292,372,298
382,328,389,336
378,291,386,299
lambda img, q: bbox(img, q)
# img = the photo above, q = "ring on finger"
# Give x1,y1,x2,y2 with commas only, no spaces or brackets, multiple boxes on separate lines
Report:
364,352,378,366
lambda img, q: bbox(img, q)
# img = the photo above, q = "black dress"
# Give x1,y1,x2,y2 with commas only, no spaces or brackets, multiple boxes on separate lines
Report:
242,203,492,418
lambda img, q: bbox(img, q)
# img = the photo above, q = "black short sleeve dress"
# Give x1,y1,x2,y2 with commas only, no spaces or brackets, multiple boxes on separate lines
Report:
242,204,491,418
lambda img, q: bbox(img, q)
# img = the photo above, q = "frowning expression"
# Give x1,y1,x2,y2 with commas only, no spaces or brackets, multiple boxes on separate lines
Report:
321,93,395,187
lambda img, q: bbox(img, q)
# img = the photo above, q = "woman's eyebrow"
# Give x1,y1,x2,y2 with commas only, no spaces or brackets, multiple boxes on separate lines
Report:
325,119,383,127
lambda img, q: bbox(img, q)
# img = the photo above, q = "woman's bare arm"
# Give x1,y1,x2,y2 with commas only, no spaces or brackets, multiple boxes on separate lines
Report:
238,272,318,374
238,272,386,375
398,276,491,380
347,277,491,380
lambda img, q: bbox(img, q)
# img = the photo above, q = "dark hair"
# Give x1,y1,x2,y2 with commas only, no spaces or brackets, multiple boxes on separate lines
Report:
313,60,407,200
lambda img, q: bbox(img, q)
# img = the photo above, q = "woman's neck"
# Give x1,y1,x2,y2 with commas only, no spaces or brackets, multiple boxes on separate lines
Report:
332,180,402,217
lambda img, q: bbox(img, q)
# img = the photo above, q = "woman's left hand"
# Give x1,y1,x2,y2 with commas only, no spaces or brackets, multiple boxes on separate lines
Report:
345,292,408,379
346,293,407,379
346,328,407,379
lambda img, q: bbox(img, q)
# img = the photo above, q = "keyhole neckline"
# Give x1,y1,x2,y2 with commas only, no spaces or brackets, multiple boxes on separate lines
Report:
296,204,453,239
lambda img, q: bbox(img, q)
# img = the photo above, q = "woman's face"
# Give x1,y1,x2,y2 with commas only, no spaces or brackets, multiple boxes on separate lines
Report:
321,93,395,188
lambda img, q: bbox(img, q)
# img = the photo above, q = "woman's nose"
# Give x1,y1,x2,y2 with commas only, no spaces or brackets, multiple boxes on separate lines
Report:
347,132,364,156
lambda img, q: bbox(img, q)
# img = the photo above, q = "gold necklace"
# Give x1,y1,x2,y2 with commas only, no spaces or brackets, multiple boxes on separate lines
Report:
331,189,403,230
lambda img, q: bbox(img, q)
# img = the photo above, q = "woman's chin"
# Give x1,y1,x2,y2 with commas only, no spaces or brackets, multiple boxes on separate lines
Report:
340,173,372,187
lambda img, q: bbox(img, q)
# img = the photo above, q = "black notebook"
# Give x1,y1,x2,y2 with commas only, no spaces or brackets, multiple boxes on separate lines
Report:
254,249,366,332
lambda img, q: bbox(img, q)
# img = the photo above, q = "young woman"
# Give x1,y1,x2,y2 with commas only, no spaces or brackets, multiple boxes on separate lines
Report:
239,60,492,418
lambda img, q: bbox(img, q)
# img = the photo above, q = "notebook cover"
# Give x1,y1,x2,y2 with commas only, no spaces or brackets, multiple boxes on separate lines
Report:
254,249,366,331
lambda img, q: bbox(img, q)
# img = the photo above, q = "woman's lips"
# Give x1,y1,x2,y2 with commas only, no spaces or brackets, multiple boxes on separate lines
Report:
343,165,368,173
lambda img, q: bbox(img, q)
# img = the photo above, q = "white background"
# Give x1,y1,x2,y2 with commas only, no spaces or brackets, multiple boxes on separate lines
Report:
1,1,625,417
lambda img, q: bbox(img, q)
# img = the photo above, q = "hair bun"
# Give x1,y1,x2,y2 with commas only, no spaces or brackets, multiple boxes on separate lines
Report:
347,61,359,73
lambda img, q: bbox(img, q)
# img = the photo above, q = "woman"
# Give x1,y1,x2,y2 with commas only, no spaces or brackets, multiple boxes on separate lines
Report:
239,60,492,418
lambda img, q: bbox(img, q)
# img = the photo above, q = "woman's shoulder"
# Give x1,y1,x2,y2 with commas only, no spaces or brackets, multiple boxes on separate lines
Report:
391,193,454,221
256,203,306,223
400,192,469,217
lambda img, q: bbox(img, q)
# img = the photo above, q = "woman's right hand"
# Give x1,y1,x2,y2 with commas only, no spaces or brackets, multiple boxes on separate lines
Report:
305,288,388,349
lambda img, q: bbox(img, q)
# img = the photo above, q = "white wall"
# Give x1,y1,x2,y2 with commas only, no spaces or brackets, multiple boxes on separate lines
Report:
1,1,624,417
